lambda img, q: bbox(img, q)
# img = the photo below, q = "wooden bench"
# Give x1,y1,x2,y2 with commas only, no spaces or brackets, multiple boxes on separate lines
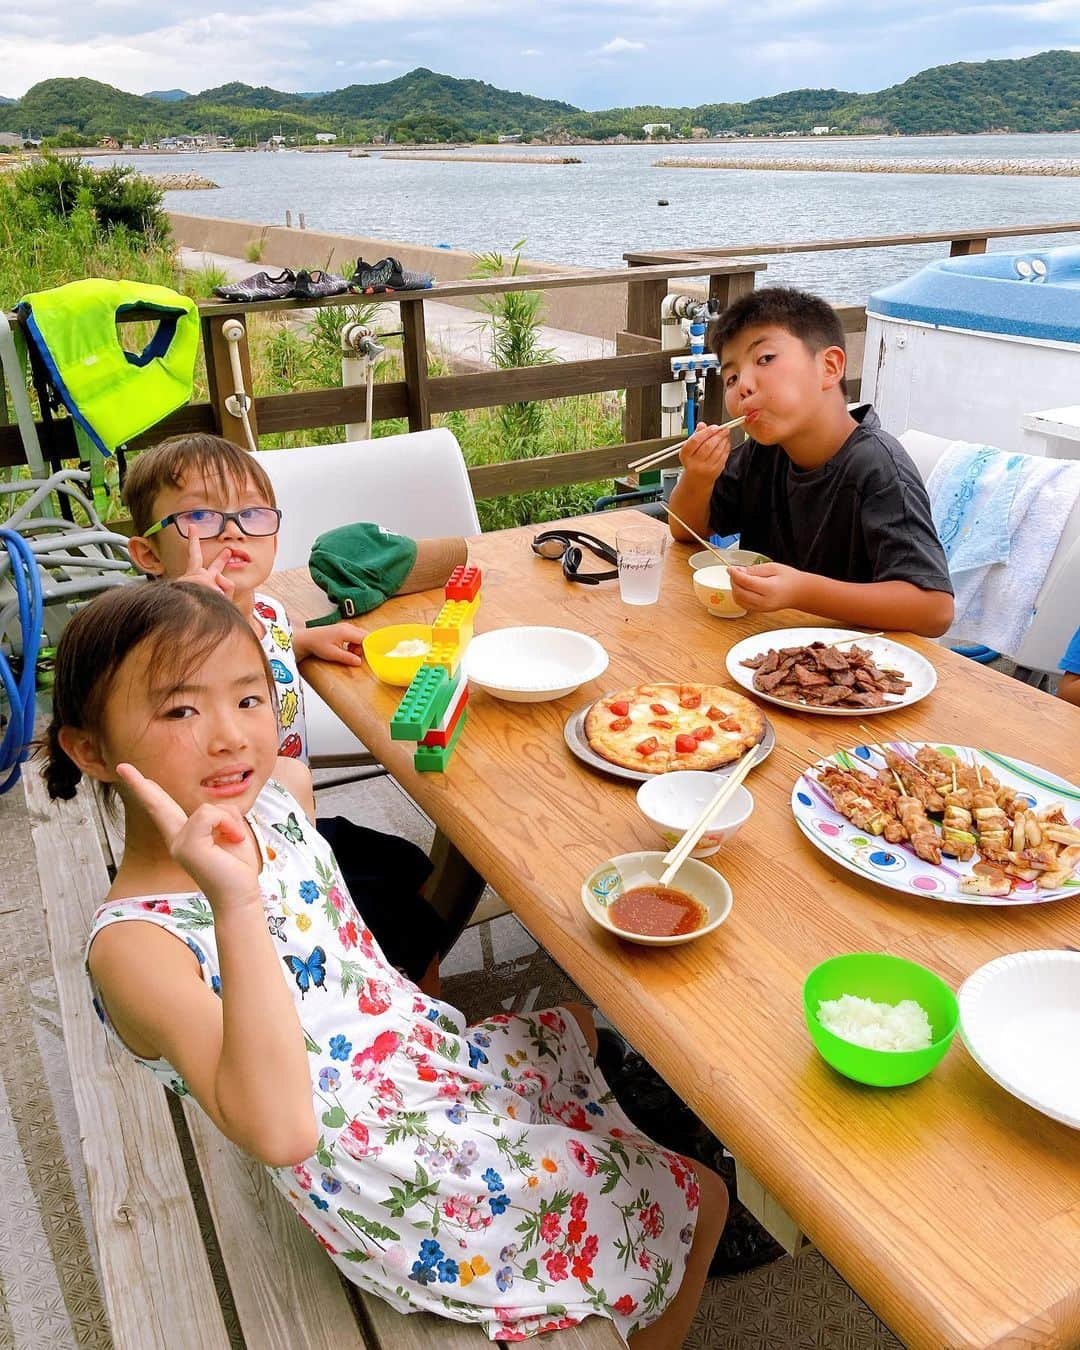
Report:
24,772,624,1350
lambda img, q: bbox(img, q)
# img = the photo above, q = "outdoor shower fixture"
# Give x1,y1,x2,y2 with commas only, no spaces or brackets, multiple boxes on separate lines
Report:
660,294,721,439
341,322,387,441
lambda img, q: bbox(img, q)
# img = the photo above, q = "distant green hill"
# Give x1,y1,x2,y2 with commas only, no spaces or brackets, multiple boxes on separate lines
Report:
1,52,1077,144
838,50,1080,133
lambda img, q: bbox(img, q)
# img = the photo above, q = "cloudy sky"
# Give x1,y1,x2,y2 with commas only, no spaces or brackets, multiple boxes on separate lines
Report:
1,0,1076,106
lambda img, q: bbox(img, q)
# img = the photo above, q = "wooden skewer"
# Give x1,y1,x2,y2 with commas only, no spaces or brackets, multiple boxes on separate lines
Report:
662,506,729,564
832,631,884,647
627,415,747,473
785,745,822,770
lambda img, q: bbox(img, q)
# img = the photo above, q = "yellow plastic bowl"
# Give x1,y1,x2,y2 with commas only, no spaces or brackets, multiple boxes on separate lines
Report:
362,624,433,686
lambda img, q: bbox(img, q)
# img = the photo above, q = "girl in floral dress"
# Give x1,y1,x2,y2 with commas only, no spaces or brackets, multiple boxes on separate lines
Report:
46,583,727,1345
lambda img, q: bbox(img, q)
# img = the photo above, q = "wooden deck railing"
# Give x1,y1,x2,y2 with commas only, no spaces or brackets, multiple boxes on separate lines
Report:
2,219,1078,505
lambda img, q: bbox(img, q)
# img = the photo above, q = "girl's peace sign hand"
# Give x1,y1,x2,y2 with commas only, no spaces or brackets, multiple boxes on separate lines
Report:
117,763,262,915
181,528,236,603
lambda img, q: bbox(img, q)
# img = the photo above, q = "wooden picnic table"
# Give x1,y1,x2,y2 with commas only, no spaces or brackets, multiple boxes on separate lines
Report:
269,510,1080,1350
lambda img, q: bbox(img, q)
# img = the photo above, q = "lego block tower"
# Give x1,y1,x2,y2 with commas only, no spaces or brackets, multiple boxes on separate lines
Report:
388,565,481,772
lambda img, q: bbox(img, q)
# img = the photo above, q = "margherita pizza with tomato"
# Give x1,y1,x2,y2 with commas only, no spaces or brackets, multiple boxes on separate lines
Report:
583,683,764,774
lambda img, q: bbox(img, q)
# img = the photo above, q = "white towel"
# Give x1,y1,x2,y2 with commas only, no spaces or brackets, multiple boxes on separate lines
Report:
928,442,1080,660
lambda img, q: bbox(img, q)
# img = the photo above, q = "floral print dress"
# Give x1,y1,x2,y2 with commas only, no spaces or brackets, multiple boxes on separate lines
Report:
253,592,308,761
85,780,699,1342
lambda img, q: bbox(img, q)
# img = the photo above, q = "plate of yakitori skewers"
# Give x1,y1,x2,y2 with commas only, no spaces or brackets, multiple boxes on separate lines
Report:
791,738,1080,905
726,627,936,716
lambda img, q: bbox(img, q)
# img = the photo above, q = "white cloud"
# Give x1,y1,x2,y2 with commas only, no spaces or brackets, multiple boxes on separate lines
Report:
596,36,646,53
752,37,830,63
1,0,1076,107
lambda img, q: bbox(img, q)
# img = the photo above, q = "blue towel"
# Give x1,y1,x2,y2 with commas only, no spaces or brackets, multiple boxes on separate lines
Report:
929,444,1025,574
927,441,1080,659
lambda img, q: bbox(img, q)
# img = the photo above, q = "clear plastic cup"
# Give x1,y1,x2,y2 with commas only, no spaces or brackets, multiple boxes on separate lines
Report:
616,527,668,605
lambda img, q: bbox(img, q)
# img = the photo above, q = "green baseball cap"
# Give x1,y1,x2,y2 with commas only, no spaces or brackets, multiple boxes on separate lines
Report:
307,522,467,626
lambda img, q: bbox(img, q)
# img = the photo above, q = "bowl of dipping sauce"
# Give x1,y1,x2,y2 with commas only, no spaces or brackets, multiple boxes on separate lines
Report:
637,771,753,858
803,952,959,1087
689,548,770,570
362,624,433,686
692,564,748,619
581,850,733,946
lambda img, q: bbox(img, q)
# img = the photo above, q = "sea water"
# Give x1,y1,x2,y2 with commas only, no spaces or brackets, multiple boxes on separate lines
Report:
115,133,1080,304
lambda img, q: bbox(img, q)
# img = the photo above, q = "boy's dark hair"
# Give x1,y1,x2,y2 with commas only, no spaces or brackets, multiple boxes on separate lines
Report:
123,434,276,536
712,287,848,395
41,582,271,802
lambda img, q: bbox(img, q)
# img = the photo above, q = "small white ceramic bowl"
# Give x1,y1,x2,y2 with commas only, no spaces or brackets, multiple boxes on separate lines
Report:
692,564,748,619
636,772,754,858
689,547,770,570
462,626,608,703
581,850,733,946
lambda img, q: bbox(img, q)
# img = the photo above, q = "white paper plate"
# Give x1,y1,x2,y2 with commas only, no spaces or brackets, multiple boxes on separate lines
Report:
726,627,937,716
565,701,774,784
959,950,1080,1129
792,742,1080,906
462,627,608,702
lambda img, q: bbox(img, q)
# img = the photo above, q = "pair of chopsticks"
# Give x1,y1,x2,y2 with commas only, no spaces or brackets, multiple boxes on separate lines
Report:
658,745,761,886
628,414,747,474
633,399,865,475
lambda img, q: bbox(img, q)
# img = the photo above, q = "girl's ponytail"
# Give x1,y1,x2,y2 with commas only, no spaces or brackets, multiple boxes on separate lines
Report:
41,716,82,801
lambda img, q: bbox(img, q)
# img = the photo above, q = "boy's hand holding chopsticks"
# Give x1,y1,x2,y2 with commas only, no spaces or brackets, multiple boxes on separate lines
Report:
677,422,736,486
627,415,745,475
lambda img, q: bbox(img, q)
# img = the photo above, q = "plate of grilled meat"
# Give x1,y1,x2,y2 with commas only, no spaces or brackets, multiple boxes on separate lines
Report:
727,628,936,715
792,741,1080,904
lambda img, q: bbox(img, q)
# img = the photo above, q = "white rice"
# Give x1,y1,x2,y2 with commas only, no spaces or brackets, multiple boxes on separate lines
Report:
386,639,431,658
817,993,933,1052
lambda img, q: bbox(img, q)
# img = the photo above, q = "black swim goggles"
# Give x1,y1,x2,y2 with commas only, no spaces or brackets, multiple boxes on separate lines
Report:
532,529,618,584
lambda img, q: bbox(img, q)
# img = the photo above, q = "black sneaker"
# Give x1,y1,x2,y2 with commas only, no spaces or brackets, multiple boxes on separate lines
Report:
350,256,434,294
292,268,350,300
213,269,297,301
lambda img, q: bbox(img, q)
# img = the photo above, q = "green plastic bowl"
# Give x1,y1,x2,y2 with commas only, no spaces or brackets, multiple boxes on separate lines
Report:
803,953,959,1087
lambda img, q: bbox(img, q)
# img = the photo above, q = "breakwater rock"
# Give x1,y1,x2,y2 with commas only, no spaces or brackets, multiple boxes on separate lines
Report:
381,152,581,165
655,156,1080,177
139,171,219,190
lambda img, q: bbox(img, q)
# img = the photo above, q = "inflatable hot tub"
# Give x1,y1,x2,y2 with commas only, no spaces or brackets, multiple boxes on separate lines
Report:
861,245,1080,454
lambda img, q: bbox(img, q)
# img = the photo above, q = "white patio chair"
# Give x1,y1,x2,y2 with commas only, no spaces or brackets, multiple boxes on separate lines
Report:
900,428,1080,684
259,428,480,773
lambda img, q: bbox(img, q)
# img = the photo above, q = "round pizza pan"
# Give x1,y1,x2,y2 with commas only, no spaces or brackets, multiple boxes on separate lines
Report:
564,699,775,784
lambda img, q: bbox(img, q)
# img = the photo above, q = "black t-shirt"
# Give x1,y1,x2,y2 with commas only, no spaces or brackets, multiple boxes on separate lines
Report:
708,405,953,594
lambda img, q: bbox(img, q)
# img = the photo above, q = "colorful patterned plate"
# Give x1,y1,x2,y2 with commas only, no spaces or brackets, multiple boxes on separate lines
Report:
791,742,1080,906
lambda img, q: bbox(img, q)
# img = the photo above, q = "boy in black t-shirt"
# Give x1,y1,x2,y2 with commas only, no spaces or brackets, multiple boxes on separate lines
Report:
667,287,955,637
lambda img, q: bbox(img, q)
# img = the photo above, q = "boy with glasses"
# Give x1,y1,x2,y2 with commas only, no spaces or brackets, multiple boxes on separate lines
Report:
123,433,445,990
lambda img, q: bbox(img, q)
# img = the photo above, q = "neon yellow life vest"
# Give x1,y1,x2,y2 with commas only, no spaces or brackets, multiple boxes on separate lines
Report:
18,278,199,456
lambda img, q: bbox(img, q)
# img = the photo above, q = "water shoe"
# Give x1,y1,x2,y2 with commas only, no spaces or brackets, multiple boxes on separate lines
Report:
213,269,297,301
351,257,435,294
